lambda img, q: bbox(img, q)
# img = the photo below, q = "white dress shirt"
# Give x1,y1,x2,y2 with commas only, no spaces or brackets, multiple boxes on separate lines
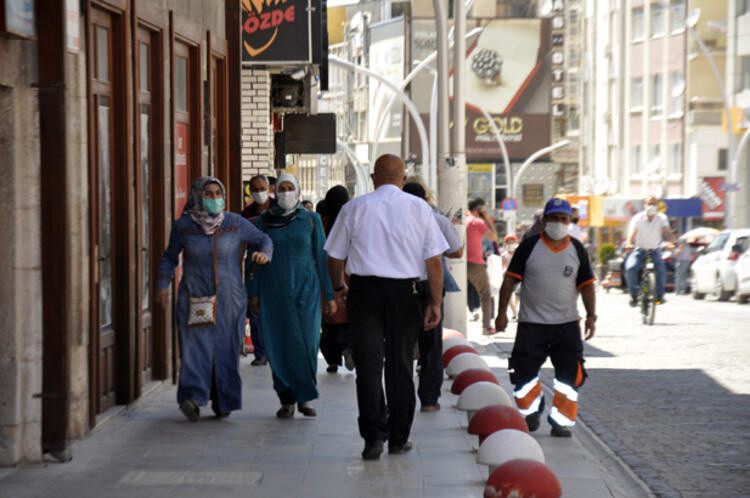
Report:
325,185,449,279
630,211,669,249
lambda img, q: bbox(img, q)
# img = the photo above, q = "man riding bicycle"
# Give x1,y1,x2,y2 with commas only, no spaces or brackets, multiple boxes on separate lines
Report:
624,196,675,307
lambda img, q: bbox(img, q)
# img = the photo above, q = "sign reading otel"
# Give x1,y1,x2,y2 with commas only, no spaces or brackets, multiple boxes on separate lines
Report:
241,0,311,64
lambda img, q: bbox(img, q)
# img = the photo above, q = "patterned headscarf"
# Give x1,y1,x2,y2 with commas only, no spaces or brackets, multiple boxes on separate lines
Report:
185,176,226,235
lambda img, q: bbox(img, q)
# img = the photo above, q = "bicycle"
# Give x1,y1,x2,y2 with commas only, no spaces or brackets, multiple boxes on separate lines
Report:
636,248,658,325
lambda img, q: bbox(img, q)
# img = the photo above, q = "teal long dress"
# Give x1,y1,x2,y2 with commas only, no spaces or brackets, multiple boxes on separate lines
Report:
246,209,334,404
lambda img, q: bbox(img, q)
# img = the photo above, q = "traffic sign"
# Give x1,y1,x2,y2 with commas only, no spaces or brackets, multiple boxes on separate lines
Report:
501,197,518,211
719,183,741,192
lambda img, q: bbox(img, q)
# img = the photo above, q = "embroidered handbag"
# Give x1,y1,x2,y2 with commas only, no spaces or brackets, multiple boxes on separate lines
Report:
187,231,220,327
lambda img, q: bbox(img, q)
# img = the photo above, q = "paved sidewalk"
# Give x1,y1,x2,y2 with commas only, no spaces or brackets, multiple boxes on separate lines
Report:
0,325,651,497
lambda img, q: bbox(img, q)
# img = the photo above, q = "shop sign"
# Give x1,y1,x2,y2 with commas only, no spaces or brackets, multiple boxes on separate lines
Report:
242,0,311,64
699,177,725,220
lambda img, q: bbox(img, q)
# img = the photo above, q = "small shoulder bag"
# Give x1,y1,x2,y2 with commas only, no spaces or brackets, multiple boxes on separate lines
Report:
187,231,219,327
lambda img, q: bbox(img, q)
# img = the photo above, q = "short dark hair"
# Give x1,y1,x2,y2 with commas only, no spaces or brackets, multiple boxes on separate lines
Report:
468,197,486,212
403,182,426,200
267,176,277,186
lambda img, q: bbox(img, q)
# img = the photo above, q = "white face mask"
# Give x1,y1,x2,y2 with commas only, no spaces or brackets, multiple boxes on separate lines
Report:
277,191,298,210
646,205,657,216
507,243,518,252
251,191,268,205
544,222,568,240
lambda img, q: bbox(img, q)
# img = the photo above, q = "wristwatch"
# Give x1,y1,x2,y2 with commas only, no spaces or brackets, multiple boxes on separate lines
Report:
586,313,597,320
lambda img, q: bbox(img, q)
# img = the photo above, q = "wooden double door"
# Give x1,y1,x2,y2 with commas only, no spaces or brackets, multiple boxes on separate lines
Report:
87,6,166,419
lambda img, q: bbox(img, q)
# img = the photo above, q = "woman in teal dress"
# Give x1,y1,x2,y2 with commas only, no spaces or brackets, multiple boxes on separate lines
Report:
247,174,336,418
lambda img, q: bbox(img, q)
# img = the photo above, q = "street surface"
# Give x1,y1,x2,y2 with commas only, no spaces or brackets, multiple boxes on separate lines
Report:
485,286,750,498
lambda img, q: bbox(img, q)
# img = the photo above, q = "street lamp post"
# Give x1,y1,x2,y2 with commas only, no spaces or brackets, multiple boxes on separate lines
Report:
506,140,572,233
686,8,737,228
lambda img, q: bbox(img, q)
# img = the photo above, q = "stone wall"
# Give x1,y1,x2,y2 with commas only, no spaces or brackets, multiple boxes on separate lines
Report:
0,37,43,465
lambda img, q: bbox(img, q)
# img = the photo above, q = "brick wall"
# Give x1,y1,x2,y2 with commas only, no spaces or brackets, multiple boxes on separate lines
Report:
241,69,273,181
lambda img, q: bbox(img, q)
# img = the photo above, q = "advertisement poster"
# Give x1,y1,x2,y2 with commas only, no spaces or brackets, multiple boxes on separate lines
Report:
467,163,493,207
174,123,189,219
699,177,725,220
241,0,311,64
368,18,404,144
410,19,550,162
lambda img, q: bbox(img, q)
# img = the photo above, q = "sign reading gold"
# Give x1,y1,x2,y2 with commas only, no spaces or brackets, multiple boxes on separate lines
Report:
242,0,311,64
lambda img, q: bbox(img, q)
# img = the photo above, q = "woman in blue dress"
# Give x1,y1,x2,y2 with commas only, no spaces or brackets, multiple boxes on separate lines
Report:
158,176,272,421
247,174,336,418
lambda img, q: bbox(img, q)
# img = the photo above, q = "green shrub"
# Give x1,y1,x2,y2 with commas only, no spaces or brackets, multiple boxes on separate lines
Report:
597,243,617,265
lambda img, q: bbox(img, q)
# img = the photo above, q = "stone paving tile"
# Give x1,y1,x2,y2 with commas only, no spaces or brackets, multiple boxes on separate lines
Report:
0,332,640,498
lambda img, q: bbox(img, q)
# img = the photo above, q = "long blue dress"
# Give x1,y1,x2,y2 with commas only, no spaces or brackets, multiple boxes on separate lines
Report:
246,209,334,404
158,212,272,413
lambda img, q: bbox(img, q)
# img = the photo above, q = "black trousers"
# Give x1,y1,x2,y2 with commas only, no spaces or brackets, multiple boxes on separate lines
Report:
347,275,422,446
509,321,587,393
320,322,351,366
417,281,443,406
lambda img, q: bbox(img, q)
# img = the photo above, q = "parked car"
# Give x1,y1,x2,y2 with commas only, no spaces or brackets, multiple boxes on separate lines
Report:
690,229,750,301
733,237,750,304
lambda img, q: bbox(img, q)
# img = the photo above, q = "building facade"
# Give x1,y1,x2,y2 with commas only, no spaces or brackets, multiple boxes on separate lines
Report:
0,0,248,465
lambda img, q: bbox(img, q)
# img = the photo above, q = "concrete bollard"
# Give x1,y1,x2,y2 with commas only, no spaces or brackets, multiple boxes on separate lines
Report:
484,459,561,498
442,335,469,354
468,405,529,444
446,352,490,378
442,344,479,368
457,381,512,424
450,368,500,395
477,429,545,473
442,328,465,340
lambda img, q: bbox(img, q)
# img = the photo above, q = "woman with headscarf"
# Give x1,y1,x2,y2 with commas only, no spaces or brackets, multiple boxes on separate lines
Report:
318,185,353,373
246,174,336,418
157,176,272,422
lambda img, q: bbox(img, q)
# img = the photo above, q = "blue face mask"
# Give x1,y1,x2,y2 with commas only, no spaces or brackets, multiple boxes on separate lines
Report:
203,198,225,215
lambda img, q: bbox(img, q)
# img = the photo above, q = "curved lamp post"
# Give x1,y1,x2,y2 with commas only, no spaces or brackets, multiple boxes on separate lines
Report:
329,56,431,188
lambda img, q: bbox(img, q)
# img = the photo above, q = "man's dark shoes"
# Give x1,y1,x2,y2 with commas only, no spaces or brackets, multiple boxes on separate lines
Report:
525,412,541,432
343,349,355,371
326,364,338,373
388,441,413,455
251,357,268,366
361,440,384,460
547,415,572,438
629,295,638,307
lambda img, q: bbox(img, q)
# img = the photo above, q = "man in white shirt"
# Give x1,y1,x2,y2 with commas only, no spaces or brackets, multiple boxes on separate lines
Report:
568,205,586,242
325,154,448,461
624,196,675,306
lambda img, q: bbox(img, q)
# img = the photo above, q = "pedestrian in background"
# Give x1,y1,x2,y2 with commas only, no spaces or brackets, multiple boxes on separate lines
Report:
241,174,276,366
158,176,272,421
325,154,447,460
674,235,695,295
302,200,314,210
466,198,499,335
247,174,336,419
319,185,354,374
495,198,596,438
568,205,586,242
501,234,520,321
403,181,462,413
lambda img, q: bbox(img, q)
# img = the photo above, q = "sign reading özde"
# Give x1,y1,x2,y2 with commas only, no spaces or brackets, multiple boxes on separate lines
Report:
241,0,311,64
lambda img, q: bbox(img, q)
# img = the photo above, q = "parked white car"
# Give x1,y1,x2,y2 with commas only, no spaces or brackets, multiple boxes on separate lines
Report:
690,228,750,301
734,236,750,304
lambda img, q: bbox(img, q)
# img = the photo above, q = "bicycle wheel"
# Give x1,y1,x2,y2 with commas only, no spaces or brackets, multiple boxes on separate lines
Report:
646,272,656,325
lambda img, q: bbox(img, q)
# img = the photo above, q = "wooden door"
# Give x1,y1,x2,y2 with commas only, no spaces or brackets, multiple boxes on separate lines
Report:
90,8,117,413
136,26,155,387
